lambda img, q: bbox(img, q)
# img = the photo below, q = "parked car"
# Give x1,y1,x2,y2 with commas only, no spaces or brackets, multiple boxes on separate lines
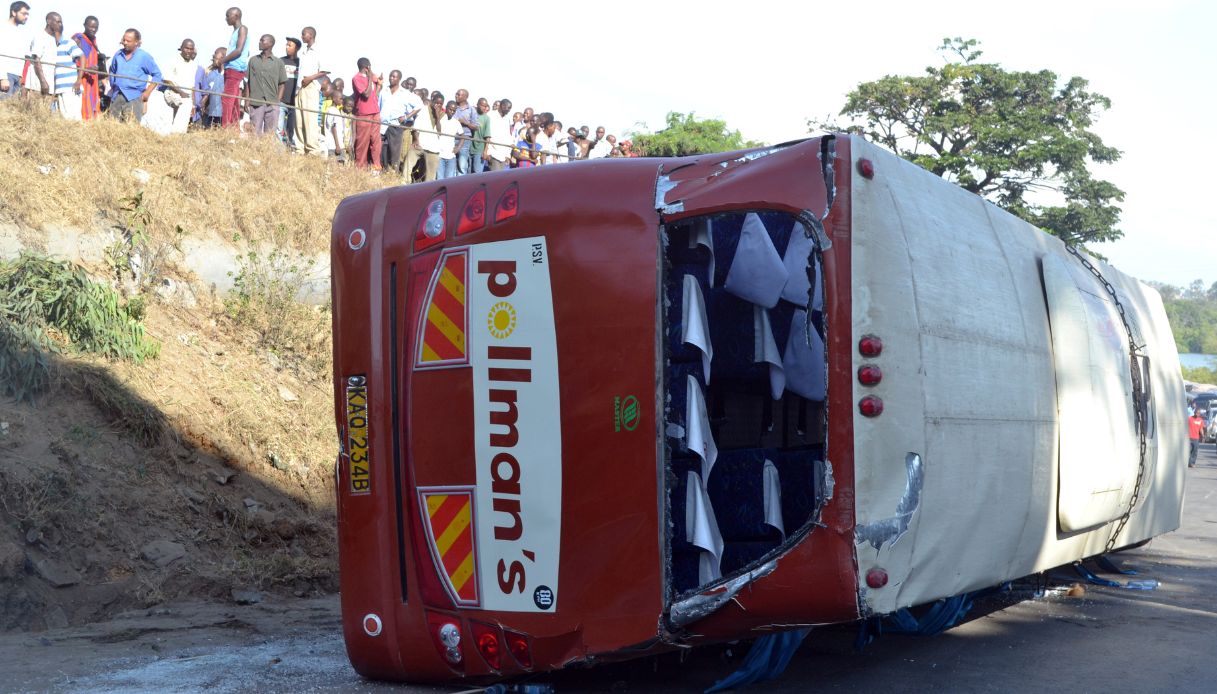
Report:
1189,391,1217,413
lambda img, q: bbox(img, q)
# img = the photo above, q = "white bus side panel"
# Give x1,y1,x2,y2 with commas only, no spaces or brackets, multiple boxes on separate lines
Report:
848,137,1185,616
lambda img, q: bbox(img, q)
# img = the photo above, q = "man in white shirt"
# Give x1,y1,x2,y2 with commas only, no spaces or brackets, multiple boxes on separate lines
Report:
28,11,83,119
379,70,419,175
438,100,464,180
0,1,30,98
484,98,514,172
160,39,202,134
25,9,58,103
293,26,328,156
589,127,614,158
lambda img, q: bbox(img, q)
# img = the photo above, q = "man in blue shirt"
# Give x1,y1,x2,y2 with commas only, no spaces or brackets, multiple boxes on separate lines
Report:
108,28,160,122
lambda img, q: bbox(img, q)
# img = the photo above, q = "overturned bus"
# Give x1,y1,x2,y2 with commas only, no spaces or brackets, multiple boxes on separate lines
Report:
329,134,1186,683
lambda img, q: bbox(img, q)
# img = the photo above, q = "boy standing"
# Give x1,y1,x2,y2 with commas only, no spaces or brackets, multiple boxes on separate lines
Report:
199,47,225,128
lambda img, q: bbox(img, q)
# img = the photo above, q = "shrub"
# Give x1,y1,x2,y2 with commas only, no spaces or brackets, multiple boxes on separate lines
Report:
0,253,160,401
223,233,329,375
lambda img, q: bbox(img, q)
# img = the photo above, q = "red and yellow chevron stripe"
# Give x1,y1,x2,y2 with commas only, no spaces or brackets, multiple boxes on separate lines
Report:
421,490,479,605
418,252,467,365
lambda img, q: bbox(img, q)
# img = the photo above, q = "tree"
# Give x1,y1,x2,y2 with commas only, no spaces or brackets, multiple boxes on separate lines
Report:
630,112,761,157
1155,280,1217,354
811,38,1124,246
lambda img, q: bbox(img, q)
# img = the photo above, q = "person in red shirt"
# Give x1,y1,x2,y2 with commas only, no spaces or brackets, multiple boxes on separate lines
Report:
350,57,382,172
1188,410,1205,468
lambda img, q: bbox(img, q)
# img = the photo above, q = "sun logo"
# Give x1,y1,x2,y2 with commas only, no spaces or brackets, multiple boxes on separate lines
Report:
487,302,518,339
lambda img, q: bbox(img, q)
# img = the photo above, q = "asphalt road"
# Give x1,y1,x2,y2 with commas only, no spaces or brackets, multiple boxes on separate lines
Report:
4,447,1216,693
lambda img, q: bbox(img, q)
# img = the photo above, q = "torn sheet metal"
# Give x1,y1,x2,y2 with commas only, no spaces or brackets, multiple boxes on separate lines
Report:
791,135,838,253
818,136,837,222
668,559,779,628
815,459,835,510
713,147,786,172
855,453,923,550
655,173,683,214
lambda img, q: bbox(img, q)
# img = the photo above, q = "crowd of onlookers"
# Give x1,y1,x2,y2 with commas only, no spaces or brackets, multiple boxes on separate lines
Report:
0,2,639,181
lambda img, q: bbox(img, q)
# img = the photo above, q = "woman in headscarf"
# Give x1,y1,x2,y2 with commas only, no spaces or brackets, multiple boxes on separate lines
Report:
72,15,103,119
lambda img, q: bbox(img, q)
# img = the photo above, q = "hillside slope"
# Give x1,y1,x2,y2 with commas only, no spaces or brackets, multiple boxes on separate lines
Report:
0,102,380,631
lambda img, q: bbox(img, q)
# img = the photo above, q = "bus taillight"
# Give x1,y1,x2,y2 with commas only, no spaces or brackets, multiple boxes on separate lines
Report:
458,187,487,235
503,629,533,669
495,184,519,223
471,621,503,671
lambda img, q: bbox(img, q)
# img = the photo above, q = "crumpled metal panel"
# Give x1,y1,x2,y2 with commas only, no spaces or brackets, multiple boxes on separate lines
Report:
655,139,833,229
668,560,779,628
855,453,923,550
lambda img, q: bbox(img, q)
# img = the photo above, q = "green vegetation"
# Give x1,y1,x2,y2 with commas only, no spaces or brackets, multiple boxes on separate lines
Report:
630,112,762,157
0,253,159,402
1183,365,1217,384
224,231,330,376
1153,280,1217,356
812,38,1123,246
105,191,187,294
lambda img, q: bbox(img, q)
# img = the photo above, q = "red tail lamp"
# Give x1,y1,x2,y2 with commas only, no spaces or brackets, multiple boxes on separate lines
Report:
857,365,883,386
858,158,875,179
470,621,503,671
858,335,883,357
414,193,447,252
458,187,487,235
866,567,889,588
495,184,519,223
503,629,533,669
425,612,463,667
859,396,884,417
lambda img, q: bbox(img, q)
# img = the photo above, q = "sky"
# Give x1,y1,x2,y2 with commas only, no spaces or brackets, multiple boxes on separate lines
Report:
30,0,1217,289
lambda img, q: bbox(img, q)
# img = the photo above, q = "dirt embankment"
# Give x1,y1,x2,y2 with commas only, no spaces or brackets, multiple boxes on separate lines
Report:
0,298,341,631
0,101,383,633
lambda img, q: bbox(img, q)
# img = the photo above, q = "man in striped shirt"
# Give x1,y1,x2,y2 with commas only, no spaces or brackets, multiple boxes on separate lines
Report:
50,13,84,119
28,13,82,117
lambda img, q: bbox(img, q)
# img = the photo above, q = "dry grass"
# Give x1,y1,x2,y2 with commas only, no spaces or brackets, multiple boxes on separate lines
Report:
0,99,383,254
